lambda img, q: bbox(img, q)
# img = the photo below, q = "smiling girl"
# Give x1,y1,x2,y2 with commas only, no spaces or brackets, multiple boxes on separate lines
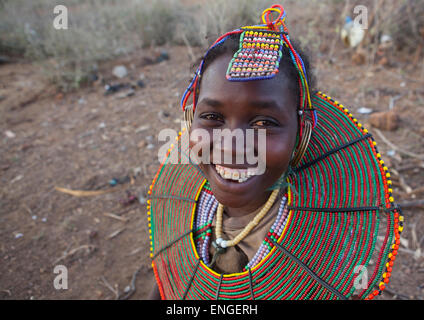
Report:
147,4,402,300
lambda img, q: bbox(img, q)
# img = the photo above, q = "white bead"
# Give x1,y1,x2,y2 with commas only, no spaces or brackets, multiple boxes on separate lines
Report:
216,238,222,245
220,240,228,248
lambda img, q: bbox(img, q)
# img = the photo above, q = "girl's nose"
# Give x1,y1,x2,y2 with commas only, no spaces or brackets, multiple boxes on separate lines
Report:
212,128,256,165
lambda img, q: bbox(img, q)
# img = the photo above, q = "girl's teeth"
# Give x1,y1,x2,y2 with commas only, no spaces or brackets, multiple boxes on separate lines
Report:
215,165,255,183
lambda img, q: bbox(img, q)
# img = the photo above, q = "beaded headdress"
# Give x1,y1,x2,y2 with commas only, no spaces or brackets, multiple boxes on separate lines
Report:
181,4,317,140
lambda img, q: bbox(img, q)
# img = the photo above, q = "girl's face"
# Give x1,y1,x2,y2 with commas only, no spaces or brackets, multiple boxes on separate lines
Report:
190,53,298,214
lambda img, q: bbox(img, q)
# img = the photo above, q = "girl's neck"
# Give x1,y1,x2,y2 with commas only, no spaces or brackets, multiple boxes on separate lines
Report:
224,189,273,218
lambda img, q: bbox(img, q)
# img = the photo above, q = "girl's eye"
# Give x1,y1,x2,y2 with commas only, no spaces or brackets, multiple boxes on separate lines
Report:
251,119,279,127
199,113,223,122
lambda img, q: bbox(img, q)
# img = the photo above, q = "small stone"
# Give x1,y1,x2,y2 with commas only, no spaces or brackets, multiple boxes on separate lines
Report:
116,88,135,99
133,167,142,176
5,130,16,138
11,175,23,183
135,125,150,133
380,34,392,44
137,80,145,88
156,50,169,63
369,111,399,131
15,233,23,239
137,140,147,149
112,65,128,79
358,107,373,114
138,195,147,205
124,286,131,293
88,230,98,240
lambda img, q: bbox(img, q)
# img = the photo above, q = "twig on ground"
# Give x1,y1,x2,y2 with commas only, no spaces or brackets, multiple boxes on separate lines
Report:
126,247,143,257
399,199,424,209
100,276,119,300
409,186,424,196
398,247,423,259
396,161,424,172
118,265,144,300
374,129,424,161
103,213,129,222
55,185,127,197
106,227,126,240
391,168,412,194
1,290,11,297
53,245,96,265
388,94,404,110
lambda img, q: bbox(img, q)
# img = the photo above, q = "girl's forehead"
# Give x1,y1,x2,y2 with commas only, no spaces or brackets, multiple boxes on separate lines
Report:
198,54,297,111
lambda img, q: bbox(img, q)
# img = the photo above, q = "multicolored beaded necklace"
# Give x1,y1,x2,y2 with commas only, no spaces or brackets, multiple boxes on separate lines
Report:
194,183,290,271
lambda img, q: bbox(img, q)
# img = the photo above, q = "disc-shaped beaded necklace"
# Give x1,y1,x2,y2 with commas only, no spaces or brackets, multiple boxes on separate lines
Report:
148,92,403,300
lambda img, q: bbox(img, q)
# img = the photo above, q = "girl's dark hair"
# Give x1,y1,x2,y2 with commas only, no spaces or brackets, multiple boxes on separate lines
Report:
197,33,315,109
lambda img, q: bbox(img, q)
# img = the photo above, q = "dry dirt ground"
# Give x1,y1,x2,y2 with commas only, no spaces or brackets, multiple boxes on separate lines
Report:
1,43,423,300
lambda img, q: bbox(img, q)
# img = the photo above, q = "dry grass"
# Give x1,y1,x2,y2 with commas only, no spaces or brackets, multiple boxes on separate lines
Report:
0,0,422,90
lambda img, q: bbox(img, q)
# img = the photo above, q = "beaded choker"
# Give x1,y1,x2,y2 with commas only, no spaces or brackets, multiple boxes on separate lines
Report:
210,189,280,268
193,185,290,271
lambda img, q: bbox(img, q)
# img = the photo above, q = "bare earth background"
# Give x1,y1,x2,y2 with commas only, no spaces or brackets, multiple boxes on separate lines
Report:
0,0,424,300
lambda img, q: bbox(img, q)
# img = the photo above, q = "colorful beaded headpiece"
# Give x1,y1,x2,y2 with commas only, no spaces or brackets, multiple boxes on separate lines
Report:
181,4,317,135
